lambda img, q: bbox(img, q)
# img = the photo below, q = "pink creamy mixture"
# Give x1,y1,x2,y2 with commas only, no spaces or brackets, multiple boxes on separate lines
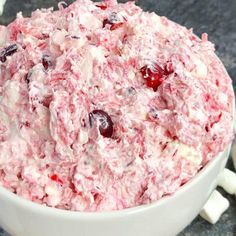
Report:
0,0,234,211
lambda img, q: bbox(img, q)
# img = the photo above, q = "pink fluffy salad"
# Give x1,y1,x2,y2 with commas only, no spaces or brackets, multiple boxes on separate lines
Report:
0,0,234,211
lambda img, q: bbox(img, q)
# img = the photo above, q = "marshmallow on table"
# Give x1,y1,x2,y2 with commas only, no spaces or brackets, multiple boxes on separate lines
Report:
0,0,6,15
218,168,236,194
231,143,236,170
232,109,236,170
199,190,229,224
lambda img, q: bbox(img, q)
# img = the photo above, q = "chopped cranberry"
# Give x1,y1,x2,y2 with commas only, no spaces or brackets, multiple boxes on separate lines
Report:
161,142,168,151
210,113,222,128
103,19,111,28
164,61,174,74
96,4,107,10
205,113,222,133
140,63,173,91
212,134,217,141
89,110,113,138
19,121,31,129
180,179,188,186
204,94,210,102
0,44,18,63
42,55,52,70
189,35,197,41
25,73,30,84
172,149,178,157
140,64,165,91
69,182,77,193
50,174,63,185
110,22,124,31
122,34,128,44
42,95,53,108
81,118,87,128
24,121,30,127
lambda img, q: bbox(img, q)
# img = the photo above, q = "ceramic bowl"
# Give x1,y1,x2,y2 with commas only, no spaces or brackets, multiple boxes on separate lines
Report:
0,145,231,236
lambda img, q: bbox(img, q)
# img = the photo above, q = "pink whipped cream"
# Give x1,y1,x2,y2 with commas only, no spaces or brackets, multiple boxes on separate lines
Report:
0,0,234,211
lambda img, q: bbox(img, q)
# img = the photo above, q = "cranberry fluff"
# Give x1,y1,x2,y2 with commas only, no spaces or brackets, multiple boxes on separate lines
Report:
0,0,234,211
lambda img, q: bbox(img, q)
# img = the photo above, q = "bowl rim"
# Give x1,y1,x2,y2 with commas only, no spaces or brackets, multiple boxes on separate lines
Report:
0,146,231,219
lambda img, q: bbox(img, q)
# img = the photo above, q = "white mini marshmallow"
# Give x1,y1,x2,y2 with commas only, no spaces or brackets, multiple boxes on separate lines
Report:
231,110,236,170
199,190,229,224
0,0,6,15
78,129,89,144
218,168,236,194
191,57,208,79
231,143,236,170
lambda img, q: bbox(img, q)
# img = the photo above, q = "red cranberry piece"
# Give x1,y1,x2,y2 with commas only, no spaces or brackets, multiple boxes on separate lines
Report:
141,62,174,91
25,73,30,84
24,121,30,127
50,174,63,185
110,22,124,31
42,55,52,70
41,95,53,108
96,4,107,10
164,61,174,75
0,44,18,63
140,64,165,91
89,110,113,138
103,18,111,28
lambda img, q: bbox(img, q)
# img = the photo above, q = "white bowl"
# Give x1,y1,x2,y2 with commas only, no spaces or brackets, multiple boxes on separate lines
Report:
0,145,231,236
